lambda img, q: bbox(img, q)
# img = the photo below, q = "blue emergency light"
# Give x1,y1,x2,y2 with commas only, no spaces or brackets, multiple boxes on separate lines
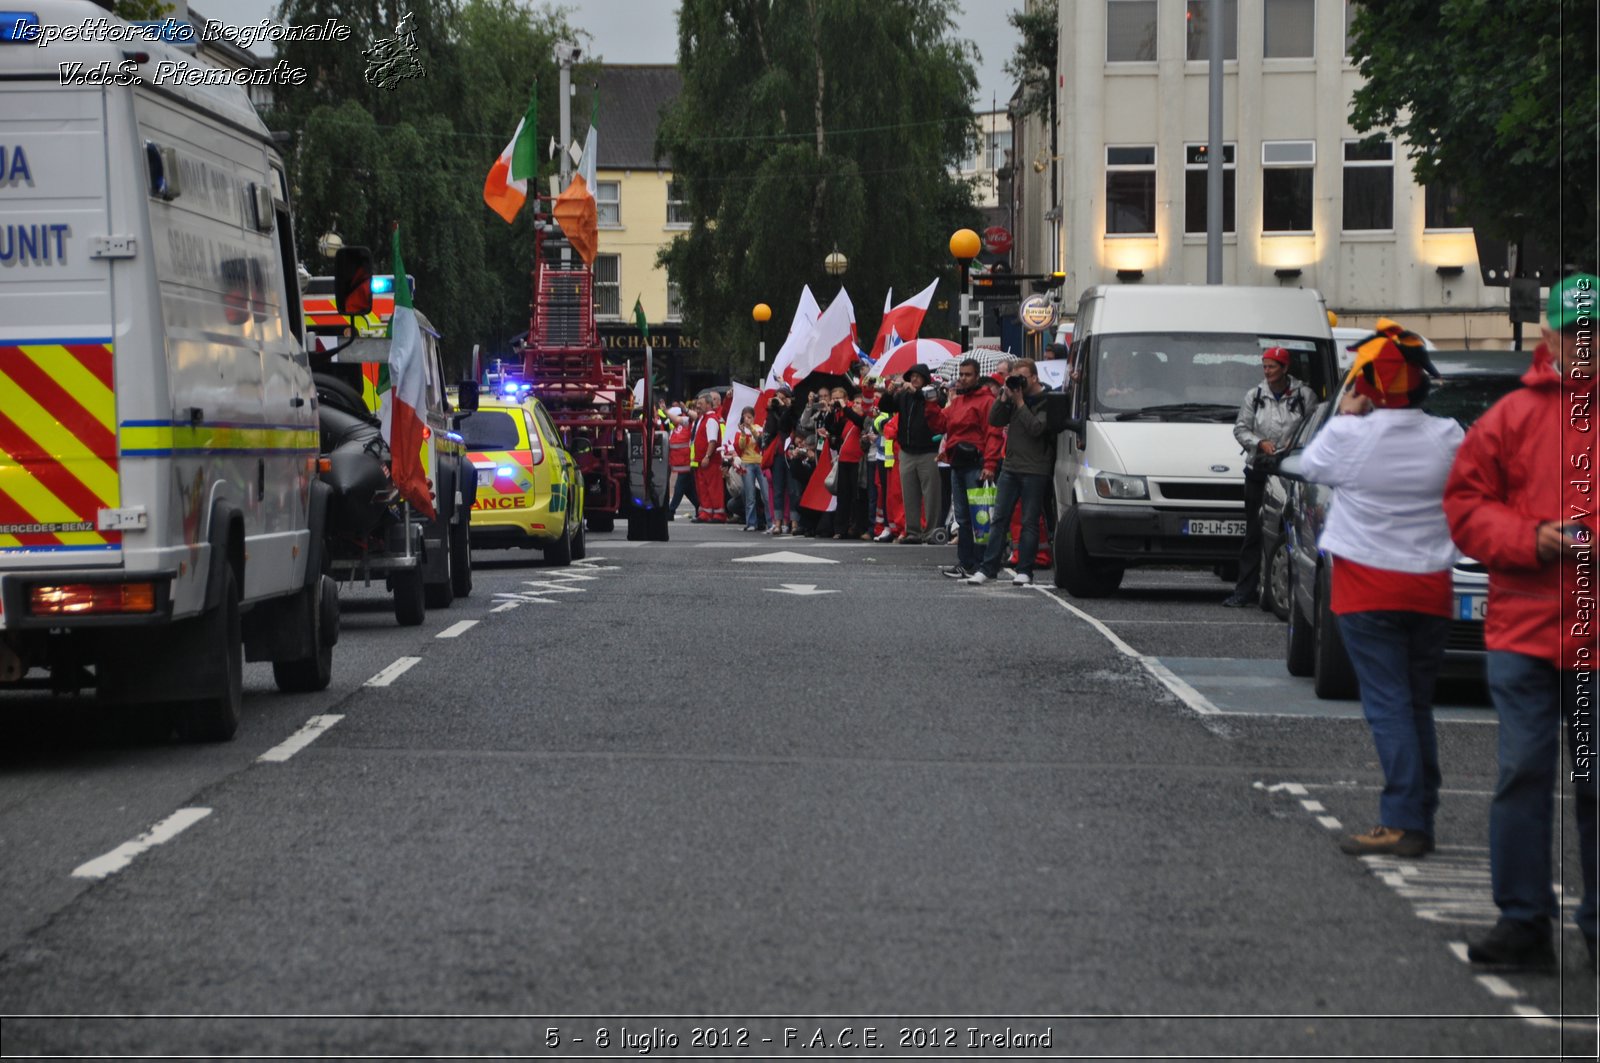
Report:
0,12,40,42
371,275,394,294
497,466,514,477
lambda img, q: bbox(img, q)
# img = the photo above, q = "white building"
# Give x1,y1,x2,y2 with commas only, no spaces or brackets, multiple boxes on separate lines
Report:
1052,0,1511,346
958,109,1012,210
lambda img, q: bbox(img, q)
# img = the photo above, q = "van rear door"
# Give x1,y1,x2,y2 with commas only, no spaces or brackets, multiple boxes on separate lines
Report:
0,85,121,568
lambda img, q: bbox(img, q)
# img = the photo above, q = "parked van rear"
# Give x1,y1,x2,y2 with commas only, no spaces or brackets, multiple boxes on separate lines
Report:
1054,285,1337,597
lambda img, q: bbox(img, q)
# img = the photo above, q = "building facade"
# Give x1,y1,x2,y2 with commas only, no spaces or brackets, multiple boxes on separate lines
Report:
1051,0,1511,346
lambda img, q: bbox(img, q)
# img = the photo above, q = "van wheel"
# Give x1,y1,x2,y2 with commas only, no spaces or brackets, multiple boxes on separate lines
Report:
1054,505,1124,598
570,516,587,560
272,575,337,693
1313,567,1359,699
449,521,472,598
393,567,426,626
178,567,242,742
1286,565,1315,676
424,538,455,609
546,520,574,566
1264,537,1291,621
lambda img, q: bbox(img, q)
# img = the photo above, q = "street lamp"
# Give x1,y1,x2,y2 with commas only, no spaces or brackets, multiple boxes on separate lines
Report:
949,227,981,350
317,219,343,260
752,302,771,363
823,247,849,299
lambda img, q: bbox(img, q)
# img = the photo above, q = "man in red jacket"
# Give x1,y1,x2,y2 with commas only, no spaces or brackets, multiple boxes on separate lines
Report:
1444,273,1598,970
938,358,1005,579
690,393,726,523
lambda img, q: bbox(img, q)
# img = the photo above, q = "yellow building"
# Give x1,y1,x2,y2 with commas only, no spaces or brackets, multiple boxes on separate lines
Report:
590,65,699,389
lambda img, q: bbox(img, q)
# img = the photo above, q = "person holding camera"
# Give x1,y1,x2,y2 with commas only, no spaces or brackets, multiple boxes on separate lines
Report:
939,358,1004,578
764,385,801,534
824,387,867,538
882,364,947,544
966,358,1054,586
1223,346,1317,607
1445,274,1599,970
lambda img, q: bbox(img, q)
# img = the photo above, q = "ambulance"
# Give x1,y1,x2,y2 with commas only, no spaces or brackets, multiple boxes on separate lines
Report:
0,1,337,739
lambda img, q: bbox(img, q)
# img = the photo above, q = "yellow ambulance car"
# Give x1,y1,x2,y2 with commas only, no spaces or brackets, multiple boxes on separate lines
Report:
457,395,585,565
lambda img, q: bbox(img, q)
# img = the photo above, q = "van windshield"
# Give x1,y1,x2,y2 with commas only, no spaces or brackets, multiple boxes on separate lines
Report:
1091,332,1333,419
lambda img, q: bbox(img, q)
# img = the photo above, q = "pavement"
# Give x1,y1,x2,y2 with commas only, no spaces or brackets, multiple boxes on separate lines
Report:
0,519,1594,1058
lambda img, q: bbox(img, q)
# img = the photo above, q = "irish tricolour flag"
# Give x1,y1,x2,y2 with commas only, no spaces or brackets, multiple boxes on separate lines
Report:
385,226,435,519
484,83,538,223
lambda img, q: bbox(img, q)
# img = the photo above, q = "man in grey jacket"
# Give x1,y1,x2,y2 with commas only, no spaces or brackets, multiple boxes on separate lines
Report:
1223,345,1318,607
967,358,1056,587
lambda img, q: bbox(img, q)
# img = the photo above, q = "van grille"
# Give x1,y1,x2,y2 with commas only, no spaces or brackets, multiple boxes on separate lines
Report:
1157,481,1244,502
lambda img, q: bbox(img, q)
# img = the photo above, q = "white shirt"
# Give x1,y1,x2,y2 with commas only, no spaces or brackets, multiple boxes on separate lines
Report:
1298,407,1464,574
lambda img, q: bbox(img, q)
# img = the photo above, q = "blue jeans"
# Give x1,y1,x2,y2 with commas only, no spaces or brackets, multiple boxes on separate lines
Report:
769,456,799,525
668,469,696,515
978,469,1050,577
1337,611,1450,836
1485,651,1598,940
948,465,985,571
741,465,767,528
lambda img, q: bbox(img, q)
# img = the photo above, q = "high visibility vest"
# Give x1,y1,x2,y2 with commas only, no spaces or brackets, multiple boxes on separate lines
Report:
668,424,692,469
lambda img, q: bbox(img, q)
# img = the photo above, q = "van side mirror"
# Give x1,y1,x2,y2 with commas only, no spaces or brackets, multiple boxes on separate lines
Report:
333,246,374,316
456,380,479,412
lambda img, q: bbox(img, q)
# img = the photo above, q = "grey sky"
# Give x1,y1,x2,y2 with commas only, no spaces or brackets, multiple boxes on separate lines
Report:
190,0,1021,109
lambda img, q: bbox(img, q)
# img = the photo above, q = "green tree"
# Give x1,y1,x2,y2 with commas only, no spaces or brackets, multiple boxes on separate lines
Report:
1348,0,1597,270
270,0,582,364
658,0,981,377
1005,0,1056,123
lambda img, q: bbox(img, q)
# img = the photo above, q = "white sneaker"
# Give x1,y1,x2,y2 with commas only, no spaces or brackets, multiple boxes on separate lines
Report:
1012,571,1033,586
874,529,895,542
965,571,990,585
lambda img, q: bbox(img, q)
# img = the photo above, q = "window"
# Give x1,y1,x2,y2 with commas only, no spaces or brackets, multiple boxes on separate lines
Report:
1185,0,1237,60
1344,0,1360,57
1342,139,1393,231
1184,143,1235,234
597,180,620,227
666,280,682,321
1106,145,1157,235
1262,140,1315,232
1263,0,1315,58
986,129,1013,171
1424,182,1468,230
594,254,620,317
1107,0,1157,62
666,181,689,226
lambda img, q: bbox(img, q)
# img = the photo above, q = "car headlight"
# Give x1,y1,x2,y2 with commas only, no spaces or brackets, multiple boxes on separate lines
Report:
1094,472,1149,500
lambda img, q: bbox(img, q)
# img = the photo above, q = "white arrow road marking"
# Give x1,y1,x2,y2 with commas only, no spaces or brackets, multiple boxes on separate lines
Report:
731,551,838,564
365,656,421,687
491,602,522,613
764,584,839,596
258,715,343,763
72,808,212,880
436,620,478,639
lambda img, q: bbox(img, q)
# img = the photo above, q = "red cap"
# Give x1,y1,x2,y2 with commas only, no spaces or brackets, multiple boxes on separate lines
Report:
1262,346,1291,366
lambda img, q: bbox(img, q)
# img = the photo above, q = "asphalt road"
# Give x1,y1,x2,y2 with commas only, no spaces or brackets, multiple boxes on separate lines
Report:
0,521,1594,1059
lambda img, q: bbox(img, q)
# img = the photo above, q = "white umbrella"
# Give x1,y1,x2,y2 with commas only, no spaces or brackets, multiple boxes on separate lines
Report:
929,347,1012,381
869,337,961,381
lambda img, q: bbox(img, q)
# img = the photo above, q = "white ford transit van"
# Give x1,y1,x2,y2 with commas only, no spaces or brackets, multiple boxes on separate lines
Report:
1053,285,1337,597
0,1,336,738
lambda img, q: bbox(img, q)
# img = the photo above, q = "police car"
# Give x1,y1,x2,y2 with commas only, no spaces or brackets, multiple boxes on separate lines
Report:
457,389,586,564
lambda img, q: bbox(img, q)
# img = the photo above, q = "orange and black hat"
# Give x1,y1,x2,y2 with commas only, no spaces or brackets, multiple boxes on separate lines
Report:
1346,318,1438,409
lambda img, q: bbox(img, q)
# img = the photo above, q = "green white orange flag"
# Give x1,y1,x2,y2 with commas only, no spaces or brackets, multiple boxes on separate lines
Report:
484,83,538,223
385,225,436,519
553,123,598,264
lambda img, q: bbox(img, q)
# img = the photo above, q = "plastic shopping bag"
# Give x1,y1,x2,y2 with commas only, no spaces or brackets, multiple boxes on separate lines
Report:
967,484,998,545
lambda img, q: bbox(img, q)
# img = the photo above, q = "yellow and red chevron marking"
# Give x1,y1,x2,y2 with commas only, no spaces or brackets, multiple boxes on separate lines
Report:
0,341,119,551
303,294,393,331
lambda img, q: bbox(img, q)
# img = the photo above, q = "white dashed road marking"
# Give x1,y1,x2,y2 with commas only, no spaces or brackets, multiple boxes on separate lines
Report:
72,808,212,880
436,620,478,639
491,601,521,613
257,715,343,763
365,656,421,687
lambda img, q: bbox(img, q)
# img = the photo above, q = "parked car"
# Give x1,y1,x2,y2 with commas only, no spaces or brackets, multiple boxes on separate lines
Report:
1267,350,1528,697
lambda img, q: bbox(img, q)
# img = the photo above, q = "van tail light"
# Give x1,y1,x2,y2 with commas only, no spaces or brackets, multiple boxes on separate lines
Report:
30,582,157,616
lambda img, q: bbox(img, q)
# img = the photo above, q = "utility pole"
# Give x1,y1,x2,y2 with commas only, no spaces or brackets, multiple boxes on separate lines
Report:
556,41,578,187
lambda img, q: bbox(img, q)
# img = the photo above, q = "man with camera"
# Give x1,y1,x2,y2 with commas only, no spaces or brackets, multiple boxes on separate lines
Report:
967,358,1054,587
939,358,1004,578
881,364,947,544
1223,346,1316,607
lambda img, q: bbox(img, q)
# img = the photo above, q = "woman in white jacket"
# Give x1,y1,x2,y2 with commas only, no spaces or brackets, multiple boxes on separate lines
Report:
1298,323,1464,858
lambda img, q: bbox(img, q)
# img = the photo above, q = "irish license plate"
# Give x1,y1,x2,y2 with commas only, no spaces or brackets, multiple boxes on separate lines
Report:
1182,519,1246,537
1457,593,1487,621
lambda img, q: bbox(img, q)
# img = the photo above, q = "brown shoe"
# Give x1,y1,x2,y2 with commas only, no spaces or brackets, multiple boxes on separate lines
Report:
1338,825,1429,857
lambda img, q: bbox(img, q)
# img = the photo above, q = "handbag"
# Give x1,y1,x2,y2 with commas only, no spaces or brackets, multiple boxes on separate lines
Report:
823,461,840,494
949,440,982,468
966,484,998,545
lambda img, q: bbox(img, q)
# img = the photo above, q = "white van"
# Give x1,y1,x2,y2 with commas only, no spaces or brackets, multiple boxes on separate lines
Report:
1053,285,1338,597
0,1,336,738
